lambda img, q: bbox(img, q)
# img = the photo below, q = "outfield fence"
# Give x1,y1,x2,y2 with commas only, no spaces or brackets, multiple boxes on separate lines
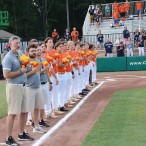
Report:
97,56,146,72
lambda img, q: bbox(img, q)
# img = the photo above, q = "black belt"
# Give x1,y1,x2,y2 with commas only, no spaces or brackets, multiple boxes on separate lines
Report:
41,82,47,85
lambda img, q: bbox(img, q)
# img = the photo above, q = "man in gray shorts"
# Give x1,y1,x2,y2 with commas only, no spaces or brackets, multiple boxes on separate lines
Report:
26,44,46,133
2,36,34,146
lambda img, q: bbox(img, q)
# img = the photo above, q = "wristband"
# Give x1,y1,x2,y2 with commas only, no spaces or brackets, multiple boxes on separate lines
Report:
71,71,74,75
49,82,52,84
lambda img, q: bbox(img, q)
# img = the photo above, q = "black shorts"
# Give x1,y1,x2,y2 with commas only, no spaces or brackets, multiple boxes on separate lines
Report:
120,12,125,18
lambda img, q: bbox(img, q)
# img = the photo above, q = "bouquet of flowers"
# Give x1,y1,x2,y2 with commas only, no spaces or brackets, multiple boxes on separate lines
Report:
80,51,85,56
76,56,80,61
42,60,49,67
46,56,53,63
53,53,60,60
88,51,93,56
67,55,71,59
86,52,90,57
19,54,29,68
62,58,69,64
30,61,40,73
42,60,49,73
30,61,39,68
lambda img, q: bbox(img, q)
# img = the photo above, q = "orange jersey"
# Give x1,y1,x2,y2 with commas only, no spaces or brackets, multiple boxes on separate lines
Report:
79,50,86,66
114,7,119,12
74,50,82,66
45,49,55,58
136,2,142,10
57,53,67,73
113,3,119,10
42,53,52,64
71,31,79,42
119,5,125,13
92,50,98,62
124,3,130,11
68,50,79,69
113,11,119,19
45,49,58,73
41,53,47,59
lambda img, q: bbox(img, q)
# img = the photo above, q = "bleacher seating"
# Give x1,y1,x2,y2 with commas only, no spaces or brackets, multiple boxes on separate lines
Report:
82,0,146,46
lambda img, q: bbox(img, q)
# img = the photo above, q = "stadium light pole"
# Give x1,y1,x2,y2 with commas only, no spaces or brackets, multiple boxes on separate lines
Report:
66,0,70,31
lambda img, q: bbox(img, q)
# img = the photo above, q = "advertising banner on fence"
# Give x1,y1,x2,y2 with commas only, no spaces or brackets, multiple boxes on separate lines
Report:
97,56,146,72
127,56,146,71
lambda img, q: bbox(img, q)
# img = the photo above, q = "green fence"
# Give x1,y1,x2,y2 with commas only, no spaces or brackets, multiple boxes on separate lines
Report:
127,56,146,71
97,56,146,72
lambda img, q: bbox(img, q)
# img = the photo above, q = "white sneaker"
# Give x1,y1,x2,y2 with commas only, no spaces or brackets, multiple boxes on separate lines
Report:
26,120,32,126
72,98,79,102
48,113,58,119
53,110,64,115
33,127,47,133
76,95,83,99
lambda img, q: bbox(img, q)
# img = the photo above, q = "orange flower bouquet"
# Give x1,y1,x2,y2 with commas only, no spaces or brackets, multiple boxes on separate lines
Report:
30,61,39,68
30,61,40,73
76,56,80,61
67,55,72,62
80,51,85,56
86,52,90,57
53,53,60,60
67,55,71,59
88,51,92,56
42,60,49,73
42,60,49,67
62,58,69,64
19,54,29,68
46,56,53,64
92,51,98,58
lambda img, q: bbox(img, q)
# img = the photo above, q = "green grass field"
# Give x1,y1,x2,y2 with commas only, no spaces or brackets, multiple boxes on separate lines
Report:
0,81,7,118
82,88,146,146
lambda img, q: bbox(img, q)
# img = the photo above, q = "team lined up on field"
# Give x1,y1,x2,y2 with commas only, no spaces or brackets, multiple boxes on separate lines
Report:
2,35,98,145
24,38,98,128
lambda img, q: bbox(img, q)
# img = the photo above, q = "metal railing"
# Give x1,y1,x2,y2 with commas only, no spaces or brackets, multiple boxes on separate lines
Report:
101,0,146,17
83,32,134,46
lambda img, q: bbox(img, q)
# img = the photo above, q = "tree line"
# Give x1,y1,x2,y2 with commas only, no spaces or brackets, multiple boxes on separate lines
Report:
0,0,123,39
